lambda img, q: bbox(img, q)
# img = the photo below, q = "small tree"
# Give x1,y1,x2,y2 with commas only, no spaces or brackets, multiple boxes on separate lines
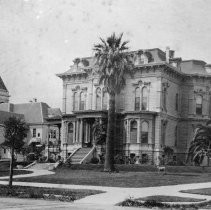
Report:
2,116,29,187
187,122,211,166
163,146,174,164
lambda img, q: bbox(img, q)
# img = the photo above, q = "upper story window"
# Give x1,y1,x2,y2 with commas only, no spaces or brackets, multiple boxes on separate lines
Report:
96,87,101,110
32,128,36,137
141,121,149,144
196,95,202,115
162,82,169,112
135,87,140,111
102,88,108,110
175,93,179,111
142,87,148,110
73,92,78,111
79,91,86,110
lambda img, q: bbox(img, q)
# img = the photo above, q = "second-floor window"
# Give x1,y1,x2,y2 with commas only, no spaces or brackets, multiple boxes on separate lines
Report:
96,87,101,110
32,128,36,137
79,91,85,110
135,87,140,111
196,95,202,115
73,92,78,111
142,87,148,110
102,88,108,110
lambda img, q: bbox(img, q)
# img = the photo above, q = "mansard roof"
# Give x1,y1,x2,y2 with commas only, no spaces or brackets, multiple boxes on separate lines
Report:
57,47,211,79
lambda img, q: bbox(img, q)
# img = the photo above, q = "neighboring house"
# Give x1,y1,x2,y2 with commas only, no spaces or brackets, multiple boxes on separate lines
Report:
57,47,211,164
0,102,62,159
0,76,9,104
0,111,24,159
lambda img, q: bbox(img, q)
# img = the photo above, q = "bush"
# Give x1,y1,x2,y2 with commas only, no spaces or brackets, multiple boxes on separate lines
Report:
90,157,99,164
143,199,166,208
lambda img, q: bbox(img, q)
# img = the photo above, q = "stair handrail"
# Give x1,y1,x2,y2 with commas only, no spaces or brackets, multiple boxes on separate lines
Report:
24,160,37,169
80,146,96,164
64,147,81,163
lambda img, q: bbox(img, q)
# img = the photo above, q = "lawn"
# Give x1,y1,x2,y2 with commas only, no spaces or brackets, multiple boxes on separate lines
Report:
12,167,211,188
0,170,32,177
0,185,103,202
182,188,211,196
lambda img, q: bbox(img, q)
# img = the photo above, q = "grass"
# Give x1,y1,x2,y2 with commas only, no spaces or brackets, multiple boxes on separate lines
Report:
0,184,103,202
11,167,211,188
182,188,211,196
0,170,32,177
137,195,205,202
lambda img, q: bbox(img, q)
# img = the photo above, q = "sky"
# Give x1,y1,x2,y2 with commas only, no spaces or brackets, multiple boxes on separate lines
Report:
1,0,211,109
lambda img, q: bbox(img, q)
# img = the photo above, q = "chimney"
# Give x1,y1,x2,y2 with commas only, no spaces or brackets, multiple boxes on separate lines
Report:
165,47,170,63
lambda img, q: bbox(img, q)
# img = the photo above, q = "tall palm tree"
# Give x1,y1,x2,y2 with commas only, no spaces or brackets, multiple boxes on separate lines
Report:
187,122,211,165
93,33,134,172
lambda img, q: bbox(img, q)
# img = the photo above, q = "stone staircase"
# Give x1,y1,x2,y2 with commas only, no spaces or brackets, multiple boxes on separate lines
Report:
27,162,56,170
70,147,93,164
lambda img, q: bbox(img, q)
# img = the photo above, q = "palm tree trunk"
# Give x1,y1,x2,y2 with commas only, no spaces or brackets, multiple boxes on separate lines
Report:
9,147,14,187
104,93,115,172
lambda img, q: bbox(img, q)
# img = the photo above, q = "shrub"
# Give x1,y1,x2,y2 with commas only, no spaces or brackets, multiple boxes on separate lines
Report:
90,157,99,164
143,199,167,208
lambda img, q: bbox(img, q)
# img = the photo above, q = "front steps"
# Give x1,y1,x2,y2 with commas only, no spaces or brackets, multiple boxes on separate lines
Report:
70,147,93,164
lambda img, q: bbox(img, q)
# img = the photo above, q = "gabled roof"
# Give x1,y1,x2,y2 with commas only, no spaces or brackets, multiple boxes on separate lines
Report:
11,102,50,124
0,76,8,92
0,102,62,124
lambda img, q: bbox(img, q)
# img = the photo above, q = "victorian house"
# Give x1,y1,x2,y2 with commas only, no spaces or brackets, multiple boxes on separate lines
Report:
57,47,211,165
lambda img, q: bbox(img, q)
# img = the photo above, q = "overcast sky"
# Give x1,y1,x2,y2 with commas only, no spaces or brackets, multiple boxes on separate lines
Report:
1,0,211,109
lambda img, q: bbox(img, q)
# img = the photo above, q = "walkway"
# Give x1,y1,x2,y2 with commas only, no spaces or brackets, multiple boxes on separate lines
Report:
1,169,211,206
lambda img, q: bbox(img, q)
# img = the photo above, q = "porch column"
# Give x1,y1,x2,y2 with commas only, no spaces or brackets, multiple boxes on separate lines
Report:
80,119,83,143
137,119,140,143
85,123,88,143
76,120,79,143
73,121,76,143
47,124,50,159
127,119,130,143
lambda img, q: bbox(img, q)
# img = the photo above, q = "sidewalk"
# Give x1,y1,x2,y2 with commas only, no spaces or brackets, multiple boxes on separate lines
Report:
1,169,211,206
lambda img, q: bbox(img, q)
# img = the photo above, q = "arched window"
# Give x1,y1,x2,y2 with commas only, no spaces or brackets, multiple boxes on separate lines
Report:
96,87,101,110
79,91,85,110
140,54,145,64
141,121,149,144
135,87,140,111
73,92,78,111
196,95,202,115
130,120,137,144
142,87,148,110
102,88,108,110
67,123,73,144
